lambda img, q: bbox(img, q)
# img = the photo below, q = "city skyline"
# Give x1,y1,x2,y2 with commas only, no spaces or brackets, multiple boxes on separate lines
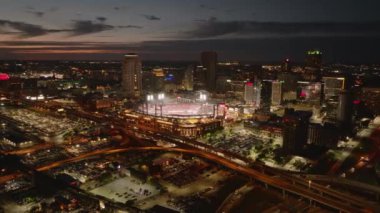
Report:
1,1,380,212
0,0,379,62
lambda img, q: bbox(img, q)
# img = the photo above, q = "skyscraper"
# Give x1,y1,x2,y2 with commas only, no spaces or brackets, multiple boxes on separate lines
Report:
322,75,353,126
153,68,165,92
122,53,142,97
271,81,283,106
322,76,345,100
337,90,353,125
260,80,272,112
304,50,322,81
250,78,272,111
182,65,194,91
201,51,217,92
278,72,299,101
282,109,312,154
308,122,339,148
306,50,322,68
194,65,206,90
298,81,322,106
244,82,254,104
282,58,291,72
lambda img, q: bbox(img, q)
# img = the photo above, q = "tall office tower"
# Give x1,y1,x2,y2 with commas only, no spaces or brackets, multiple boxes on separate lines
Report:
360,87,380,116
337,90,353,125
278,72,299,101
308,122,339,148
260,80,272,112
244,82,254,104
0,73,10,90
306,50,322,68
201,51,217,92
271,81,283,106
322,76,345,100
282,110,312,154
216,75,229,93
194,65,206,90
251,78,271,111
153,68,165,92
182,65,194,91
304,50,322,81
298,81,322,106
122,53,142,97
225,80,245,100
252,78,262,108
322,76,346,121
282,58,291,72
322,75,354,126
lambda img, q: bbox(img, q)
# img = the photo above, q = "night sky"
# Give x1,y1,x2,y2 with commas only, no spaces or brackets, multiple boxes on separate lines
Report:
0,0,379,62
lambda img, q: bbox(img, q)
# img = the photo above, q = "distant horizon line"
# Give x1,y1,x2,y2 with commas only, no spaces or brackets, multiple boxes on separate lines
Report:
0,59,378,65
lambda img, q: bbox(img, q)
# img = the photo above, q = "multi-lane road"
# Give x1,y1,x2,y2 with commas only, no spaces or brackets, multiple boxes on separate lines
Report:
1,99,379,212
122,121,380,212
2,145,378,212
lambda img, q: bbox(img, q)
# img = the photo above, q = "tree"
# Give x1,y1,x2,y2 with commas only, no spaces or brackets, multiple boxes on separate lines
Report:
293,159,305,170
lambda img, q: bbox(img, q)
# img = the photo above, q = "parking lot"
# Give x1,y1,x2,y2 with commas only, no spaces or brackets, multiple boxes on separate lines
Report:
200,124,287,168
90,175,159,204
0,108,92,140
201,125,262,158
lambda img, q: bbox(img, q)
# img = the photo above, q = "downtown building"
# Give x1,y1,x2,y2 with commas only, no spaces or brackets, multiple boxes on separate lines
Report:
360,87,380,116
277,72,299,101
307,122,339,148
322,75,353,129
244,82,254,104
303,50,322,82
271,80,283,106
251,78,272,112
201,51,218,93
121,53,142,98
260,80,272,112
182,65,194,91
282,58,291,72
282,109,312,154
193,65,207,90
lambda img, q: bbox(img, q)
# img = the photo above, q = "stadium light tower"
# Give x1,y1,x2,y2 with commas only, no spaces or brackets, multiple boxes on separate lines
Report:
156,93,165,117
146,94,155,114
200,93,207,101
158,93,165,100
147,94,154,102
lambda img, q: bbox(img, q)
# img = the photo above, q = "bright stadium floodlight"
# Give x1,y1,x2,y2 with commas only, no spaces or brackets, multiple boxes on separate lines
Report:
147,94,154,101
158,93,165,100
200,93,207,101
37,94,45,100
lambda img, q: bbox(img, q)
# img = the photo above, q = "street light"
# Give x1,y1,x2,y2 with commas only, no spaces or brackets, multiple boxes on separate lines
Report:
308,180,312,189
